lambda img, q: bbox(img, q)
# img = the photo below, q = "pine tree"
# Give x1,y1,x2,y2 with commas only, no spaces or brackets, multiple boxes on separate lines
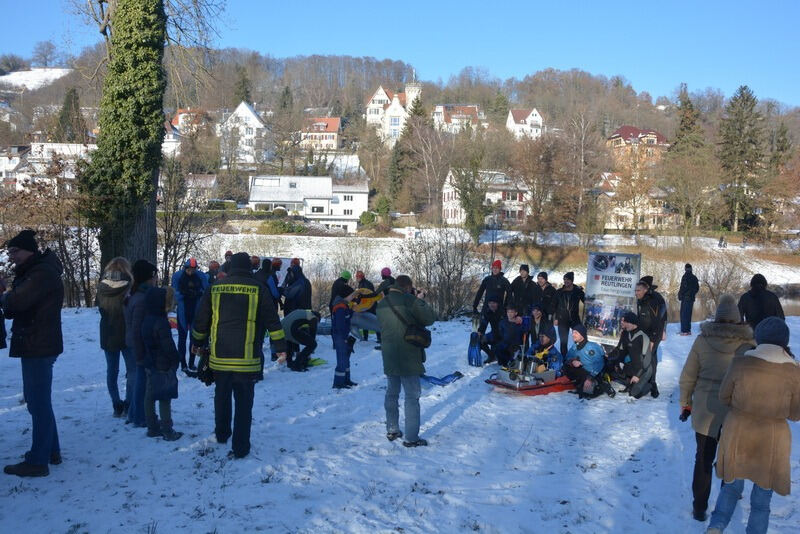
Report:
769,121,792,172
279,86,294,111
387,142,404,200
233,66,252,104
54,88,87,143
489,90,510,124
717,85,765,232
78,0,167,265
670,84,704,153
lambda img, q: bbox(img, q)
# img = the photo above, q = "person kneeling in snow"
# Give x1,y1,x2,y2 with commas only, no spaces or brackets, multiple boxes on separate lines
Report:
281,309,320,372
564,324,614,399
331,293,358,389
527,324,563,375
608,312,653,398
481,304,524,367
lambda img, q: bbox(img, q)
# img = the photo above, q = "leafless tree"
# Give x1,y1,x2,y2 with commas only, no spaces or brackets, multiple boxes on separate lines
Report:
405,116,453,222
31,41,59,67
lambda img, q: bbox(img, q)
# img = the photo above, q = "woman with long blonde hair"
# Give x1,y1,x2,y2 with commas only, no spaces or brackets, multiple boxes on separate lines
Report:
96,257,134,417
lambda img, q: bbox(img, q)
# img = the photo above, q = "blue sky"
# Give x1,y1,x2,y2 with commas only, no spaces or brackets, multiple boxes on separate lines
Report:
2,0,799,106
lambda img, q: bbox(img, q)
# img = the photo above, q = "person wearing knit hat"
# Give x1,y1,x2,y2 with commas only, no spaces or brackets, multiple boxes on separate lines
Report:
510,263,536,316
171,255,209,372
1,229,64,477
679,294,755,521
679,263,700,335
737,273,784,331
608,311,653,399
220,250,234,274
472,259,511,329
707,315,800,532
290,257,301,267
635,276,667,398
553,271,585,357
564,324,610,398
329,270,354,311
124,260,158,429
132,260,158,285
535,271,555,320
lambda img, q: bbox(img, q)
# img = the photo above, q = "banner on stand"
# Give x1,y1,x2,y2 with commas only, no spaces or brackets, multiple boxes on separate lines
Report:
584,252,641,346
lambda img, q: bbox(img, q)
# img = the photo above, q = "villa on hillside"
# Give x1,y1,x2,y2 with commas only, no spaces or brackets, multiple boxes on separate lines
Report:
364,81,422,146
247,175,369,233
441,169,531,226
506,108,544,139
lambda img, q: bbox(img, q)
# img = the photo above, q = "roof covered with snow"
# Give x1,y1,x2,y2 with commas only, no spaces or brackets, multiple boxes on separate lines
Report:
249,175,333,203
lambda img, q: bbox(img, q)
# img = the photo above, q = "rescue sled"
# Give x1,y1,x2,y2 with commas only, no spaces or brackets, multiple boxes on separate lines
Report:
485,355,573,396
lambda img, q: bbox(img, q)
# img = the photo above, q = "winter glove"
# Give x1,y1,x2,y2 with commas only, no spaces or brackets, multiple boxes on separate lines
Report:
679,407,691,422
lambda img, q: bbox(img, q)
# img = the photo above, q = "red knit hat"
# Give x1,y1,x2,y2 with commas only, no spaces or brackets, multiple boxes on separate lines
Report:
491,260,502,269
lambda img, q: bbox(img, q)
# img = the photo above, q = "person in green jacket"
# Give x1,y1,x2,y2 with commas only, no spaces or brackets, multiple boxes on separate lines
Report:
376,275,436,448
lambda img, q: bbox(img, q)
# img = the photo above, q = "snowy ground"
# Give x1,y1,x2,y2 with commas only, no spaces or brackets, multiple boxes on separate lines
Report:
0,68,72,90
1,313,798,533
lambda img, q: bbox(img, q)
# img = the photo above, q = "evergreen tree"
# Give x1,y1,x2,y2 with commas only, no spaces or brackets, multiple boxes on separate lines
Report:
279,86,294,111
79,0,167,265
489,90,510,124
670,83,704,152
717,85,764,232
769,121,792,172
54,88,87,143
387,142,404,200
233,66,252,104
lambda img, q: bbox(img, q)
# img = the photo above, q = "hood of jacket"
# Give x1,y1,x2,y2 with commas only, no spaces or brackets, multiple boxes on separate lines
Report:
699,321,754,353
744,344,798,366
145,287,168,317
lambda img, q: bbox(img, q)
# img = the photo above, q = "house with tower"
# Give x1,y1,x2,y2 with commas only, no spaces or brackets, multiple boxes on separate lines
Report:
364,79,422,146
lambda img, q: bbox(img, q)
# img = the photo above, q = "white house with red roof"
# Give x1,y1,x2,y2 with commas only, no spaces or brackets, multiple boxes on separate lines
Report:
432,104,488,134
364,81,422,145
506,108,544,140
299,117,343,151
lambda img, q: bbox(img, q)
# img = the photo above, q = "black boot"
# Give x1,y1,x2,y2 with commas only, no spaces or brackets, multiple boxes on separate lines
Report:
113,401,125,418
4,461,49,477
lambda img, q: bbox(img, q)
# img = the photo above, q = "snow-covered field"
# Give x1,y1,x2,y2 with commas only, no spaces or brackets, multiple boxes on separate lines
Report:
1,312,798,533
0,68,72,90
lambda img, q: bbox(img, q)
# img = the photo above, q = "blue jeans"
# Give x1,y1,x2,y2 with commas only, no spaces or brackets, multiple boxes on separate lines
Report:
680,299,694,334
104,348,135,406
21,357,60,465
709,479,773,534
385,375,422,442
126,364,147,426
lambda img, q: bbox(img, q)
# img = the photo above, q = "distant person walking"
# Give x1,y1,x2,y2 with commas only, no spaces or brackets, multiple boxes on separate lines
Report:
1,230,64,478
377,275,436,447
678,294,754,522
737,274,784,331
678,263,699,336
706,317,800,534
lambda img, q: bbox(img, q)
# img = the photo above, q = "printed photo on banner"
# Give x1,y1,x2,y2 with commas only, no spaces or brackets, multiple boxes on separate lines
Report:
584,252,641,345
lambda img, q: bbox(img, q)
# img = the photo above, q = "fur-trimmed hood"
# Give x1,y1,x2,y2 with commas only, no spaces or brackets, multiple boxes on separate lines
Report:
699,321,754,353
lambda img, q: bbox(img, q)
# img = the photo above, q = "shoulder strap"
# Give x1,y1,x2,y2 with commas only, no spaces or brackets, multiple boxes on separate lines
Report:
384,292,410,327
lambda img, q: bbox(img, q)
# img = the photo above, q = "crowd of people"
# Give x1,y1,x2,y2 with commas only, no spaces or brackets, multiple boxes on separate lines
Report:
1,229,799,533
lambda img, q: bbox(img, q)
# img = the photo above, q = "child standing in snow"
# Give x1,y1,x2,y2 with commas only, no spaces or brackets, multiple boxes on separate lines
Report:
141,287,183,441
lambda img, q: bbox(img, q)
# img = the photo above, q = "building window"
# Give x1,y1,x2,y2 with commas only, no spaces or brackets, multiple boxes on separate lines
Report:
390,117,400,126
390,129,399,138
344,209,353,215
289,182,297,189
344,195,353,201
312,206,323,213
245,138,254,146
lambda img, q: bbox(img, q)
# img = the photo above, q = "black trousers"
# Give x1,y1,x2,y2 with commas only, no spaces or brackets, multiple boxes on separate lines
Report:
214,371,256,457
693,432,719,513
651,339,661,387
563,363,591,385
557,323,571,358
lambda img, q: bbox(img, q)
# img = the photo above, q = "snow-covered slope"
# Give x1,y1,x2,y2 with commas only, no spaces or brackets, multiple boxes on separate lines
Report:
0,68,72,90
0,313,798,533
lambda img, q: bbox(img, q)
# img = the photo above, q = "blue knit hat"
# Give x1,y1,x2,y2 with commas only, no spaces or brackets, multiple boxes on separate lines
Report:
754,317,790,349
540,324,556,342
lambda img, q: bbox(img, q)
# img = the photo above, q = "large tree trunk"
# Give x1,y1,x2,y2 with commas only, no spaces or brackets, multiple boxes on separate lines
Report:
99,173,158,269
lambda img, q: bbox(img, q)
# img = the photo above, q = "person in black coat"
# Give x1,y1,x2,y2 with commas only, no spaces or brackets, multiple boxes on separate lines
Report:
678,263,700,335
537,271,556,320
1,230,64,477
737,273,784,331
141,287,182,441
607,312,653,399
473,260,511,316
636,276,667,397
553,272,585,357
477,296,504,338
510,264,538,317
283,264,312,316
329,271,354,311
0,278,7,350
355,270,376,341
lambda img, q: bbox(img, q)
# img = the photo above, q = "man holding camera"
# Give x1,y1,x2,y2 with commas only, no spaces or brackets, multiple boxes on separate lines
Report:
376,275,436,448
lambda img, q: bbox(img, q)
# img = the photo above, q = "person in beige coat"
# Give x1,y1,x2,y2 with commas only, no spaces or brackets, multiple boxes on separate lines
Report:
679,294,754,522
707,317,800,534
